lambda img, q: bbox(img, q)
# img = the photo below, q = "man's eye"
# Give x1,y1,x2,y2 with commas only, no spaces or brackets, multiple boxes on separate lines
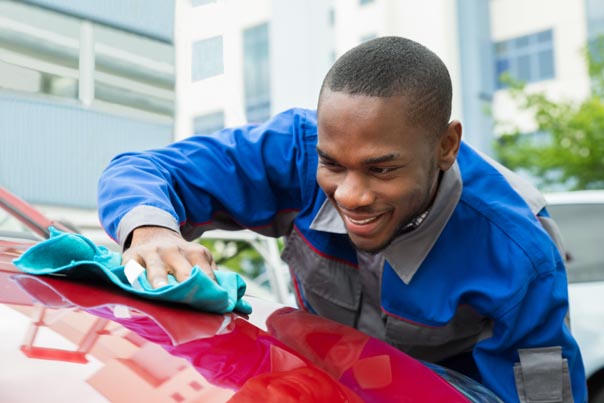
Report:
369,167,397,175
320,160,341,169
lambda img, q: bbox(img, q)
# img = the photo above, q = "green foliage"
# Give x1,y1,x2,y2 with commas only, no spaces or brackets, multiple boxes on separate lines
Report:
198,239,266,278
494,37,604,190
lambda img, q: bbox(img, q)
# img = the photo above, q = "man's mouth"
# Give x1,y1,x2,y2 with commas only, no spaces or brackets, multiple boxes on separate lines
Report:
341,211,388,237
347,215,380,225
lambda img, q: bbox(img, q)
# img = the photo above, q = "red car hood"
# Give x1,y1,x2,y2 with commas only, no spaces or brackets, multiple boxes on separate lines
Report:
0,239,479,403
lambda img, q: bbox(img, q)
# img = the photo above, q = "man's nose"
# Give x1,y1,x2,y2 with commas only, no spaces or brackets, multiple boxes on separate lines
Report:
333,173,374,210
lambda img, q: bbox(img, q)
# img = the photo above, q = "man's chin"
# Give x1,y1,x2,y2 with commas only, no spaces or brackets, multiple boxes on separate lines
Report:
348,223,410,254
349,236,393,255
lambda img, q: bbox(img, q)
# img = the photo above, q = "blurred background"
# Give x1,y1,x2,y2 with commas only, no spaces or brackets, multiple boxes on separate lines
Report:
1,0,603,302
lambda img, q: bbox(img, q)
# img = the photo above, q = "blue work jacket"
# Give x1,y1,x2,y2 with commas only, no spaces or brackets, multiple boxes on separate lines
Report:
98,108,586,403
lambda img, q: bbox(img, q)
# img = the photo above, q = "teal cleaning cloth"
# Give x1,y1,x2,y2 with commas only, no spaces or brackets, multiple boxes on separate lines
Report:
13,227,252,314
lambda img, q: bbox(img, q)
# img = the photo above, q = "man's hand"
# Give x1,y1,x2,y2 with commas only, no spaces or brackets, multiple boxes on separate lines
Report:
122,226,217,289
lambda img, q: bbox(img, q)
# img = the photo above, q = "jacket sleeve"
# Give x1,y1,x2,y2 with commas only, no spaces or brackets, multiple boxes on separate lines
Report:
97,109,317,247
472,264,587,403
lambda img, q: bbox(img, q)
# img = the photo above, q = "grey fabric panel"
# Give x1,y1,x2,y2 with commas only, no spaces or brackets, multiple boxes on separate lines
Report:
356,251,387,340
117,205,180,250
118,205,297,250
284,226,496,361
282,229,361,327
513,346,574,403
309,199,347,234
536,215,572,329
382,162,462,284
383,305,493,362
514,364,527,403
538,215,567,260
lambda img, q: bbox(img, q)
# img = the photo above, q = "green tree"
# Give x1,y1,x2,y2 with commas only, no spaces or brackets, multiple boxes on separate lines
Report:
198,238,266,278
494,37,604,190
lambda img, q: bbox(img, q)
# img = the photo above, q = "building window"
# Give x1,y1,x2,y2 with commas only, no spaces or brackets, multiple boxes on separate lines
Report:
243,23,270,123
0,1,174,120
192,36,224,81
495,29,555,89
193,110,224,135
328,8,335,27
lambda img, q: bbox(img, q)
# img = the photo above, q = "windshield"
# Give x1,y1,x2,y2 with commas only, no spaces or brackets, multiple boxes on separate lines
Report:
547,203,604,283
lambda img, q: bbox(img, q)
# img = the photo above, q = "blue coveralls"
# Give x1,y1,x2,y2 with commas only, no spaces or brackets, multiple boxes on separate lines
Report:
98,108,587,402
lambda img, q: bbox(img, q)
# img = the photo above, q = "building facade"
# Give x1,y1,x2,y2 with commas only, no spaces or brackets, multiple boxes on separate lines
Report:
1,0,600,243
491,0,595,134
0,0,177,244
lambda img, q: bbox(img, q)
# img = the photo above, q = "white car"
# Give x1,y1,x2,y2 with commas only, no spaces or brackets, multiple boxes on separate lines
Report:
546,190,604,403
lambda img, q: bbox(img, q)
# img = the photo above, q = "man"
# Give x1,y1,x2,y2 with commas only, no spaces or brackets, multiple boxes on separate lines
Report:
98,36,586,402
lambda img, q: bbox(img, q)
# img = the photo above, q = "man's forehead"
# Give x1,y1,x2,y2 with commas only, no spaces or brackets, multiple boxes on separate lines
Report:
318,91,414,124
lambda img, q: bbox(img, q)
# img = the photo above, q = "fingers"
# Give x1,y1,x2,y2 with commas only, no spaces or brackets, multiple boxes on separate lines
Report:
185,246,217,282
160,243,216,283
125,227,218,289
143,253,171,289
132,246,217,288
121,249,143,268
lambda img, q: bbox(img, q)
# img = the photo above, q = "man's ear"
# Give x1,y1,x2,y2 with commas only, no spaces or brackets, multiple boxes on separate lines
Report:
436,120,462,171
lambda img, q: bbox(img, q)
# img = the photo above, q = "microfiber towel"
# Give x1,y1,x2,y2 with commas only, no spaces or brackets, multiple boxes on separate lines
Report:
13,227,252,314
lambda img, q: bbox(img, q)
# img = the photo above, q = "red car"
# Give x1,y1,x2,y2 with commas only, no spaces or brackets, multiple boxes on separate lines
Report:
0,187,503,402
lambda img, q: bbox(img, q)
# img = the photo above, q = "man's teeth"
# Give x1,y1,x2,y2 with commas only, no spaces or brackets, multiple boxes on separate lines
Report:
348,216,378,225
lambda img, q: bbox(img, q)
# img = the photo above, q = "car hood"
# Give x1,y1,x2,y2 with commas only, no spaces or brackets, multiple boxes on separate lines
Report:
1,239,499,402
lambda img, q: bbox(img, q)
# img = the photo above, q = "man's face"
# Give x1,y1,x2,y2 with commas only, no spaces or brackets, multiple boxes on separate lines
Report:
316,90,450,253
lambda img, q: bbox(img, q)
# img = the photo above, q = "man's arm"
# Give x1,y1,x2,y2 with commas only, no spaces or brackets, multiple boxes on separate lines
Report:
97,109,316,287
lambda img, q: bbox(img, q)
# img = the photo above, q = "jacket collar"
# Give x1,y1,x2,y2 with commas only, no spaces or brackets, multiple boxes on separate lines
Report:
310,161,462,284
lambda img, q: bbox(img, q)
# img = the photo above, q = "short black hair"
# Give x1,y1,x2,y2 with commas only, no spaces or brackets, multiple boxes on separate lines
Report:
319,36,452,135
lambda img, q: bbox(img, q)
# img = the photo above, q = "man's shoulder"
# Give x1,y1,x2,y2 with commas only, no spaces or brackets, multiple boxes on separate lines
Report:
457,141,546,216
454,143,560,274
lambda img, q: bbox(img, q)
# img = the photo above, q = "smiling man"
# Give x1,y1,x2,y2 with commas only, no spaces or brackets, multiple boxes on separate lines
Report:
98,37,586,402
315,92,454,253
